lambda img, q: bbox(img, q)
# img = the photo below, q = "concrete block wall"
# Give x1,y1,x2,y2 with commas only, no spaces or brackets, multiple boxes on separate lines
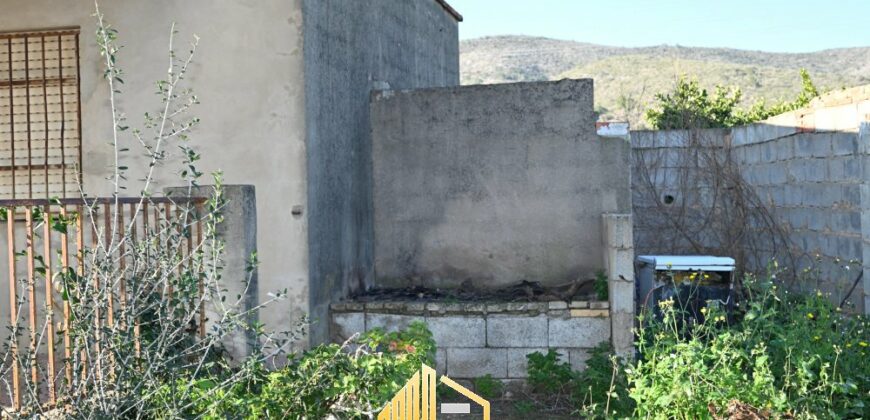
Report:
632,86,870,312
732,129,863,299
330,300,611,382
632,129,730,256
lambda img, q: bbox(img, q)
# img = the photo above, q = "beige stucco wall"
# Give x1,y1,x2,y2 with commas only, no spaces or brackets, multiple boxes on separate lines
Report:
0,0,310,342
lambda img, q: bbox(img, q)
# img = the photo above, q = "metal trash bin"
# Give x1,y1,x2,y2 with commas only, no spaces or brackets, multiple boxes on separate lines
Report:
636,255,736,318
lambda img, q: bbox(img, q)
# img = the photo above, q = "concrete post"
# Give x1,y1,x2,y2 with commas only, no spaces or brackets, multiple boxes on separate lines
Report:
165,184,259,360
859,122,870,314
602,213,635,358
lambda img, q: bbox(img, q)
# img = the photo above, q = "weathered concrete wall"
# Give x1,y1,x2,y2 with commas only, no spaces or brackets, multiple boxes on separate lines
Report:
0,0,310,342
302,0,460,344
632,129,730,256
371,79,632,288
632,86,870,312
733,128,862,300
330,299,611,384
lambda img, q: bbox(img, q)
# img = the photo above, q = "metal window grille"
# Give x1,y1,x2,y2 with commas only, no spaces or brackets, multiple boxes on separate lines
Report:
0,28,82,199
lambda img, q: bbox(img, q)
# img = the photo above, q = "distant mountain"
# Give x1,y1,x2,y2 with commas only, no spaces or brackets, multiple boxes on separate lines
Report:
460,36,870,127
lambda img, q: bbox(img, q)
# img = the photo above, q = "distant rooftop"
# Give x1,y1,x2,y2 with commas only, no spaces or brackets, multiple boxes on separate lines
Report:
435,0,463,22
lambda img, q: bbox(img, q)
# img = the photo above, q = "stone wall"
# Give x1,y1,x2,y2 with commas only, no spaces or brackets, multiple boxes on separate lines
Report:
370,79,632,289
331,300,611,383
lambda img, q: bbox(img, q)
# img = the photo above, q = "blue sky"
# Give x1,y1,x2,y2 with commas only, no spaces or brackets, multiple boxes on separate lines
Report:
448,0,869,53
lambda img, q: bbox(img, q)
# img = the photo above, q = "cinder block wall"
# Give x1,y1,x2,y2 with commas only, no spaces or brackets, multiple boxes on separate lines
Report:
632,129,730,256
632,87,870,312
370,79,632,289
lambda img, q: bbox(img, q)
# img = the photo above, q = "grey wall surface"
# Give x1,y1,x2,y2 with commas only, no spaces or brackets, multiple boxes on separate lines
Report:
302,0,460,344
371,79,632,289
632,129,730,257
733,127,863,309
633,126,866,312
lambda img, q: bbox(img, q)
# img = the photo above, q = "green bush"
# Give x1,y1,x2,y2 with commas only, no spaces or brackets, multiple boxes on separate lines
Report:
473,374,504,400
149,321,435,419
629,274,869,419
644,69,819,129
526,343,632,418
527,270,870,419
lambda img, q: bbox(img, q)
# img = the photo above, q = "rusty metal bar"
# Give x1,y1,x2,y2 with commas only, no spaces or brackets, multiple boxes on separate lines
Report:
0,197,207,207
7,39,15,199
130,203,140,357
7,206,20,409
24,206,37,386
0,28,79,39
42,204,55,402
91,207,102,382
165,203,174,299
0,77,76,89
60,205,71,384
41,36,48,198
23,36,32,199
103,203,113,329
75,204,85,379
118,204,127,330
57,35,66,199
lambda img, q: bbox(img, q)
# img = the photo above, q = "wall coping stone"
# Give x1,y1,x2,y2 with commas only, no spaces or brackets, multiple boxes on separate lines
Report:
330,300,611,318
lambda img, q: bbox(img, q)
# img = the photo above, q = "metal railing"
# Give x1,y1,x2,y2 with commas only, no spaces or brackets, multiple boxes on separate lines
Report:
0,196,207,409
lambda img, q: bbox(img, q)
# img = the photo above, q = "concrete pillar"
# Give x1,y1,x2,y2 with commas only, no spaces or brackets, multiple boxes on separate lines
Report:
859,122,870,314
602,213,635,358
165,184,259,359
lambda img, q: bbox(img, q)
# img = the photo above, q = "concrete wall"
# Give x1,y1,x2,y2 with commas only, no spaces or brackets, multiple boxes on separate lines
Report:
330,299,612,383
632,86,870,312
632,129,731,257
302,0,460,344
0,0,310,343
371,79,632,288
733,129,862,293
1,0,463,346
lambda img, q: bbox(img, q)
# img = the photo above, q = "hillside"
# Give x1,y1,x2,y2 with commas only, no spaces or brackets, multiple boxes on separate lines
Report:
460,36,870,127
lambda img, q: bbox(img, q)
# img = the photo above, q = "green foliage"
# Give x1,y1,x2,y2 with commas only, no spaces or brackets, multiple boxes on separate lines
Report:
628,271,870,419
575,343,632,419
513,399,536,416
149,321,436,419
526,344,632,418
527,349,575,395
473,374,504,400
526,269,870,419
645,69,820,129
594,269,609,301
